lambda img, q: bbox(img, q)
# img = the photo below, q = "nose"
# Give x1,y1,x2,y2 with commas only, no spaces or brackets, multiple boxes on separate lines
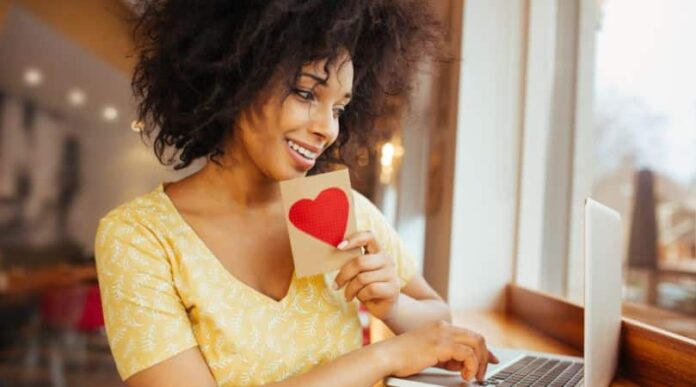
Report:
309,105,339,144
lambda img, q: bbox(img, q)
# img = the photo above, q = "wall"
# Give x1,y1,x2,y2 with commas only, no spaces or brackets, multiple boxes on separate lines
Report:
427,0,527,310
1,0,135,75
0,5,196,257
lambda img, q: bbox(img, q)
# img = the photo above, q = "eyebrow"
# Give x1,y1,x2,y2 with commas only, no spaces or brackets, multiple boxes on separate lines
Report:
300,72,352,100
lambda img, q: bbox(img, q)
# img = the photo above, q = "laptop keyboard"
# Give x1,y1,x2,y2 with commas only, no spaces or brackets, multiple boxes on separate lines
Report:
476,355,584,387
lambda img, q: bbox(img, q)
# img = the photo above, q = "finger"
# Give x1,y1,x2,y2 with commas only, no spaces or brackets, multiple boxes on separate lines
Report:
451,330,488,381
451,331,485,365
475,339,489,381
441,360,464,372
477,359,488,382
337,230,381,254
450,344,478,381
475,344,489,381
343,268,394,301
333,254,383,289
434,360,464,372
355,282,397,303
488,350,500,364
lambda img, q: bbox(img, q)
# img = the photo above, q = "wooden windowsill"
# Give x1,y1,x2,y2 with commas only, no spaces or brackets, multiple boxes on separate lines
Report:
453,310,580,356
370,310,635,386
506,284,696,387
622,301,696,340
370,284,696,386
452,310,637,387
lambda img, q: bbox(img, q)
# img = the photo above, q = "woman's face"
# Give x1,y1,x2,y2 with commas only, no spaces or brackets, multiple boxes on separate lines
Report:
229,53,354,182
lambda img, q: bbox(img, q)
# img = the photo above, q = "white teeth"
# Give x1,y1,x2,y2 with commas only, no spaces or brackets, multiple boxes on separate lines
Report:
287,140,317,159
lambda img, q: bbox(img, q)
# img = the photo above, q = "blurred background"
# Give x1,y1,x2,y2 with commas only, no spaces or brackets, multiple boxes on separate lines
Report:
0,0,693,386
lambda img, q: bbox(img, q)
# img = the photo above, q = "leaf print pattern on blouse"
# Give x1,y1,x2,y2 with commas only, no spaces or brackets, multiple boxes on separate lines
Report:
94,183,417,386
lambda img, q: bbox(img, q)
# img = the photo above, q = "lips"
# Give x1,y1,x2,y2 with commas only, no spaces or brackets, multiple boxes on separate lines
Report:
287,140,318,159
285,140,316,171
290,136,324,151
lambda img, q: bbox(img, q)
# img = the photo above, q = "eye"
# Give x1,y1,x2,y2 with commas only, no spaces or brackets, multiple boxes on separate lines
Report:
293,88,314,101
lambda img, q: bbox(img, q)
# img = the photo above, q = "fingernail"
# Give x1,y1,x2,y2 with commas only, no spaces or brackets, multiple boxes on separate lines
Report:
332,281,339,290
337,240,348,250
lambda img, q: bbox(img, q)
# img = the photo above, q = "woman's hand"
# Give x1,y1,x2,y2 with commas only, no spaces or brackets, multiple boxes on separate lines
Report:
332,230,400,321
379,320,500,383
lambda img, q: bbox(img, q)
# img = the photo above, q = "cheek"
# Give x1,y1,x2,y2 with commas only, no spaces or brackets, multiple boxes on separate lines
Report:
242,103,290,145
279,99,311,128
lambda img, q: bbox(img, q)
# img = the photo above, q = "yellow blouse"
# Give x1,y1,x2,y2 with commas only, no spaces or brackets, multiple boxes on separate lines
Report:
94,183,417,385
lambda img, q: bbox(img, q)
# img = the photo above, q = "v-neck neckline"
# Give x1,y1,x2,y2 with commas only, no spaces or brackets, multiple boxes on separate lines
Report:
158,182,297,306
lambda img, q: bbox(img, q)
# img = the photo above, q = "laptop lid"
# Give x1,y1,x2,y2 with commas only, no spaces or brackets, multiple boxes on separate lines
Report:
584,198,622,387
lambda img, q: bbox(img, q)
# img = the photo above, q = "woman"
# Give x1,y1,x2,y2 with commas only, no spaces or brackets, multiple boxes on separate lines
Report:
95,1,498,386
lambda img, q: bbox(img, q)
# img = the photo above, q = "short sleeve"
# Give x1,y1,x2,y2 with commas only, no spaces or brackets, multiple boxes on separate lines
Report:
352,190,418,288
94,215,197,380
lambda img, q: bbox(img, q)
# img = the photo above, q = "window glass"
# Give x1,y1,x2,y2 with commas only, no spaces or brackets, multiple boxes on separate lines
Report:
593,0,696,338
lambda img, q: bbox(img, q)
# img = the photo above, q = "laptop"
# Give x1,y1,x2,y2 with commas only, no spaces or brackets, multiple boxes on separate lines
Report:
385,198,622,387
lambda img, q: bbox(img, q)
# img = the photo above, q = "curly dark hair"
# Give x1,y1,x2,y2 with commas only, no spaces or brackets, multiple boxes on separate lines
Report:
131,0,446,173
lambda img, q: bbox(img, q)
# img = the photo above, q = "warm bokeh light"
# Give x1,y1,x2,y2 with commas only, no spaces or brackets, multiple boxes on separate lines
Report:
380,142,395,167
23,67,43,86
67,88,86,106
102,106,118,121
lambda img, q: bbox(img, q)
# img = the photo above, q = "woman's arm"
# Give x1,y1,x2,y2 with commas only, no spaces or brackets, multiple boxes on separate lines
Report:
126,341,394,387
382,273,453,335
125,347,217,387
126,320,497,386
277,321,499,385
270,340,393,387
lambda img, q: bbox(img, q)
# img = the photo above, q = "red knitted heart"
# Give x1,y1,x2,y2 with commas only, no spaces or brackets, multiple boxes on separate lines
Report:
288,187,349,247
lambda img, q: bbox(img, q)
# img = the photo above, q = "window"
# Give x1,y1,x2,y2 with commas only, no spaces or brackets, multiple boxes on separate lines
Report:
592,0,696,338
516,0,695,340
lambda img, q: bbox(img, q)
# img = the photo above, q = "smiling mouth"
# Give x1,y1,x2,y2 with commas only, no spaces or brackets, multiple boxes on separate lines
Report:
286,139,318,160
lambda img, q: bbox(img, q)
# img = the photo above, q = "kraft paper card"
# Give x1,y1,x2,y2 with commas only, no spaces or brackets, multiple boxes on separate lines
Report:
279,168,361,278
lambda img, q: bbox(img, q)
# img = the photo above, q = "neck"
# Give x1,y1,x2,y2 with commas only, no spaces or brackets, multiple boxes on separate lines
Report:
193,152,281,213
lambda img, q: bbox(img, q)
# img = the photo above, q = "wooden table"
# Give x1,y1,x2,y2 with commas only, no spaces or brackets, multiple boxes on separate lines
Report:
371,311,638,386
452,311,637,386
